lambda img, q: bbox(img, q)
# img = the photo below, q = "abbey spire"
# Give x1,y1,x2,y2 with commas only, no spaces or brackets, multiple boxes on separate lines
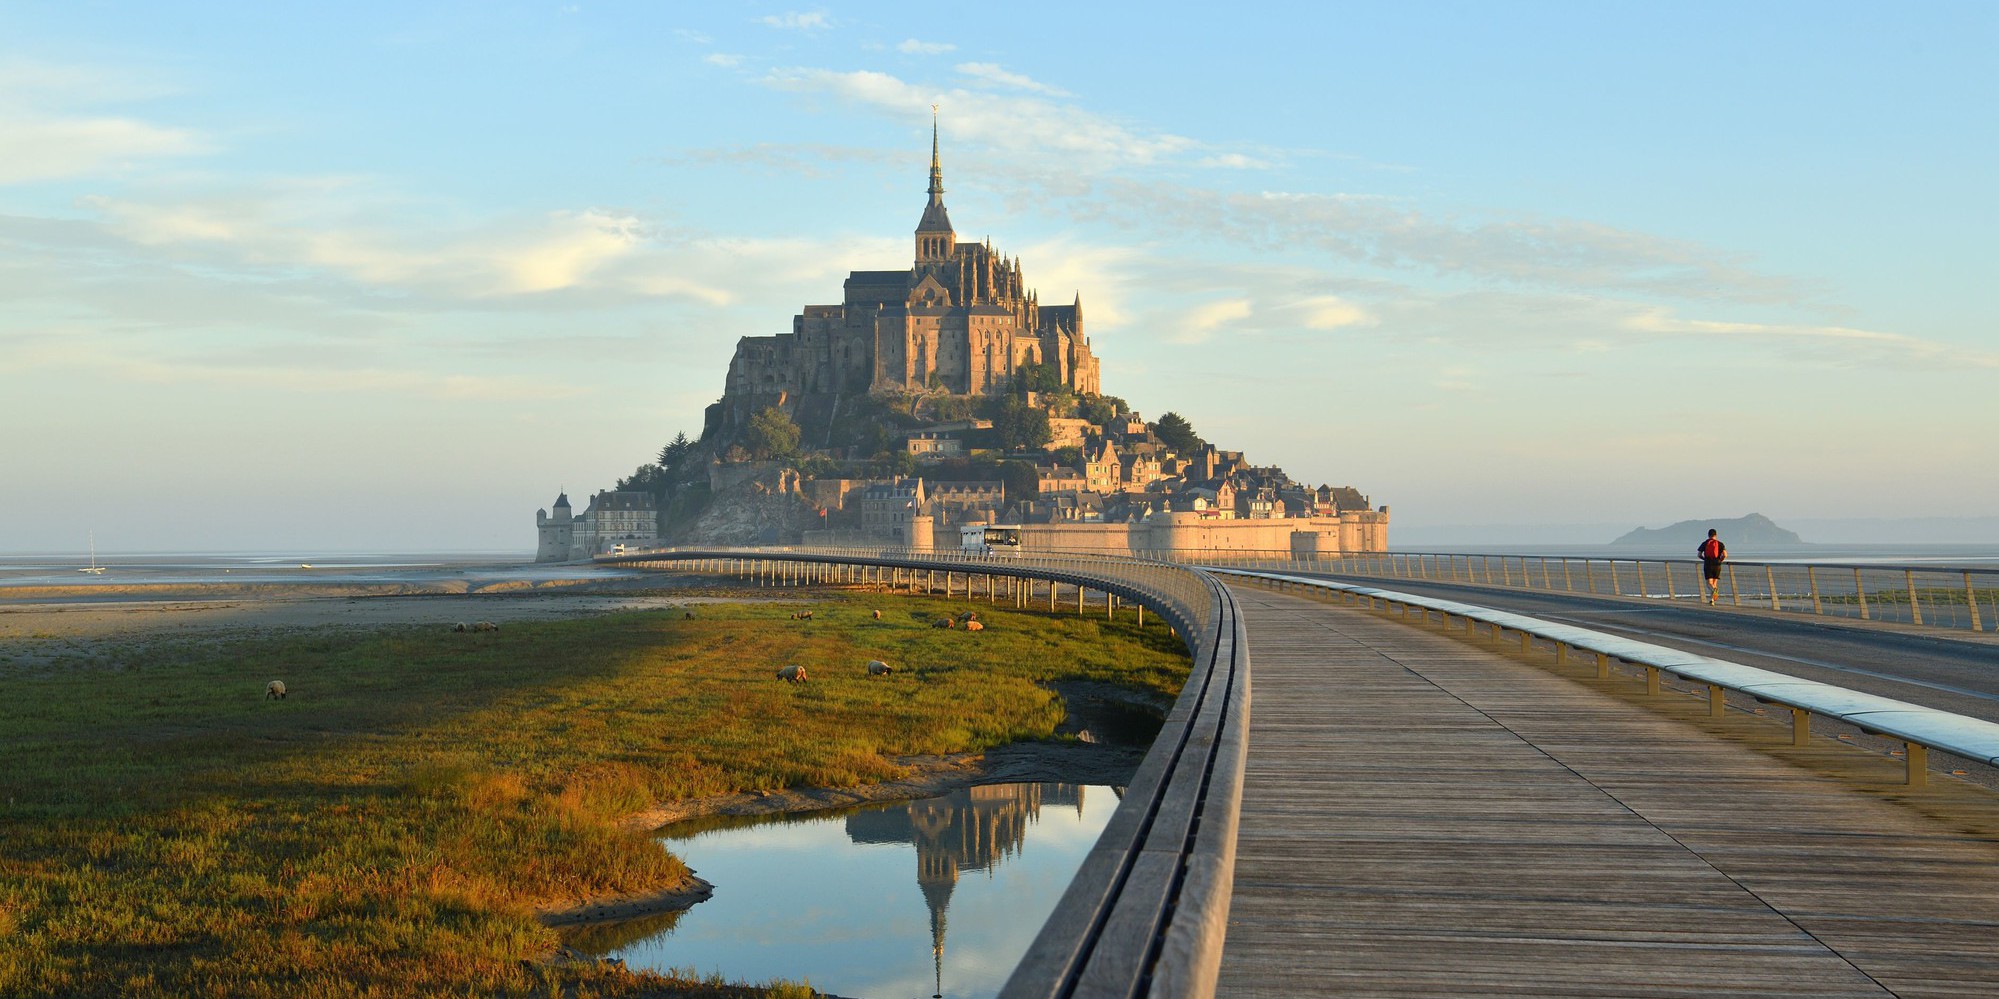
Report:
914,106,955,263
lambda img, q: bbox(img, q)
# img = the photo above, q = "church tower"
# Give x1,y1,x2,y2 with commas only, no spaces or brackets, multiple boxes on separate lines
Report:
913,110,956,265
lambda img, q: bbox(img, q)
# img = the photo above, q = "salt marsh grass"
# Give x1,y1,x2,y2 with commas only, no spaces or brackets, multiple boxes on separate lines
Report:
0,595,1187,997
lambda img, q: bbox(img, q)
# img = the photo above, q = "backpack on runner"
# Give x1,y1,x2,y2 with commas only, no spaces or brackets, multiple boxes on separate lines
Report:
1698,538,1724,561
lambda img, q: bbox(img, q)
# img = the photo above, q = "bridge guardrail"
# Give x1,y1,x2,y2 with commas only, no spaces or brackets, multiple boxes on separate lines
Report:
599,546,1249,999
1165,548,1999,635
1219,568,1999,788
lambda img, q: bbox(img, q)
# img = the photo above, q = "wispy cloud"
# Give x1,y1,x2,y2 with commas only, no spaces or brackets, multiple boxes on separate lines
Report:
1618,306,1999,368
1195,152,1274,170
898,39,954,55
762,67,1203,169
705,53,745,68
0,60,205,184
1172,298,1253,344
955,62,1070,97
758,10,830,30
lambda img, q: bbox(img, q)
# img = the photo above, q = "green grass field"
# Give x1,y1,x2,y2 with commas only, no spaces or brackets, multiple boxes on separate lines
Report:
0,593,1190,997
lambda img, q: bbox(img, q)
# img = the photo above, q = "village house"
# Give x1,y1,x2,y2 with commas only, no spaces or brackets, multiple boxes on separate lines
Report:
1083,440,1122,493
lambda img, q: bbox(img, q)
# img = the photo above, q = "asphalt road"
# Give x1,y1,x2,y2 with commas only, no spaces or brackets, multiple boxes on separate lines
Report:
1289,572,1999,726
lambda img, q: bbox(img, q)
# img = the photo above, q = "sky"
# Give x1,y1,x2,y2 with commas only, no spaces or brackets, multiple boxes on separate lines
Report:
2,2,1994,553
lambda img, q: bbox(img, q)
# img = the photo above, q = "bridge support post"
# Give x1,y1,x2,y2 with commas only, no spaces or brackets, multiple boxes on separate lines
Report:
1707,684,1726,718
1646,666,1661,695
1555,643,1568,665
1791,707,1811,746
1596,653,1610,680
1519,631,1532,654
1906,743,1928,787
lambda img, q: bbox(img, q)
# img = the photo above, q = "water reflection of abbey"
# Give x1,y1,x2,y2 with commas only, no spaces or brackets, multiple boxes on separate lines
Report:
845,783,1088,994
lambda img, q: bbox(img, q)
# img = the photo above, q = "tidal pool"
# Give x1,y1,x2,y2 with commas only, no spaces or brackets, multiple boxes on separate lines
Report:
569,782,1120,998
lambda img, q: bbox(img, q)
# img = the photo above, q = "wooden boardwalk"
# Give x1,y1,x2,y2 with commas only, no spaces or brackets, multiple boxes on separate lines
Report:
1216,584,1999,998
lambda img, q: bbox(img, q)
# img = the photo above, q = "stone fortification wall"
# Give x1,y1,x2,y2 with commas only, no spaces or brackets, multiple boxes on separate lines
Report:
987,510,1390,559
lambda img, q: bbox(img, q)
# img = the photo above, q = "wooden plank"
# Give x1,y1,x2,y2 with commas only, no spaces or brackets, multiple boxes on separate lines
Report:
1214,584,1999,997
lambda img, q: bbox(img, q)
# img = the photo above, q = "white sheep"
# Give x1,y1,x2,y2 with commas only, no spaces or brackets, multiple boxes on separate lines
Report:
451,622,469,633
963,620,985,633
871,609,882,621
265,680,287,700
472,621,500,632
866,660,894,677
776,664,809,683
955,610,979,624
932,618,953,629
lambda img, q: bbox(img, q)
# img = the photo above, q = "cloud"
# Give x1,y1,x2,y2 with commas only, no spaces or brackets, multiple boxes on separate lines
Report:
1195,152,1274,170
955,62,1070,97
755,65,1799,307
1617,306,1999,368
1059,178,1809,306
20,343,591,402
705,53,745,68
762,68,1203,170
897,39,955,55
1172,298,1253,344
758,10,830,30
1295,295,1373,331
0,111,204,185
84,191,667,298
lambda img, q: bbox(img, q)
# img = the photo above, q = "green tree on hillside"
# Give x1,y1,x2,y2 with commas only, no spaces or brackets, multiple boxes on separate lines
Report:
1150,411,1203,454
657,432,694,476
1078,394,1128,427
1009,361,1062,396
745,406,802,462
992,396,1052,451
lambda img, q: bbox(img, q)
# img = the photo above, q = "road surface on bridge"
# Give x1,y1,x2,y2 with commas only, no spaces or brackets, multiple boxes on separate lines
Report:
1291,572,1999,725
1216,583,1999,997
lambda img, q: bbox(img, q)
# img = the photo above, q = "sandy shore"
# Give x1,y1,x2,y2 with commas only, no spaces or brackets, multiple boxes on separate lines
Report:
0,572,753,671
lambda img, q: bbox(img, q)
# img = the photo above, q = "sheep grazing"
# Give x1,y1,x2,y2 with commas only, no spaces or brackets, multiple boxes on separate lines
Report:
871,609,882,621
790,610,815,621
866,659,894,677
964,620,986,632
932,618,954,629
685,611,695,620
265,680,287,700
451,622,469,633
776,664,809,683
955,610,979,624
472,621,500,632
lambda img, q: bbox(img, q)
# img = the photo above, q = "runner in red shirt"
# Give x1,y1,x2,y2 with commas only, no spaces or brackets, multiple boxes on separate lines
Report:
1696,529,1727,605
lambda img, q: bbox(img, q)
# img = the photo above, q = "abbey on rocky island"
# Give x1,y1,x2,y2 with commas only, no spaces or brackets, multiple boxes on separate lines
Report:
704,119,1099,438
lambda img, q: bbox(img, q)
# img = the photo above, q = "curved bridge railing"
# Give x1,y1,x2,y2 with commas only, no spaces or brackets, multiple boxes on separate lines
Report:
1166,547,1999,634
1221,568,1999,788
597,546,1251,999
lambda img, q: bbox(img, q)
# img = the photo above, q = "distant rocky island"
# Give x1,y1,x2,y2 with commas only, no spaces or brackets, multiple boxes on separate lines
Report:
1612,513,1806,548
532,122,1387,561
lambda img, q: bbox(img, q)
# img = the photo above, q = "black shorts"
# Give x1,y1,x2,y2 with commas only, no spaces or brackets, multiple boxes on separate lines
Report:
1702,559,1723,580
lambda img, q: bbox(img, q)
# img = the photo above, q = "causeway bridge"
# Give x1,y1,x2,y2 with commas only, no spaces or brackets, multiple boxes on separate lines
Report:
599,547,1999,998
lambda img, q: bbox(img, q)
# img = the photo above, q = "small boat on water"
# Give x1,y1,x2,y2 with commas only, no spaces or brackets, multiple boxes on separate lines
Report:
78,533,106,574
299,563,314,569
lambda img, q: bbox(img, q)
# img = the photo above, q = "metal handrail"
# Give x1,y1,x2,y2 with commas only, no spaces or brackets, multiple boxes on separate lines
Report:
1221,569,1999,787
599,546,1249,998
977,545,1999,635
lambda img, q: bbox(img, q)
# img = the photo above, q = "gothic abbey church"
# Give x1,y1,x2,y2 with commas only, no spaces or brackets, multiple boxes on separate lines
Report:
704,123,1101,439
